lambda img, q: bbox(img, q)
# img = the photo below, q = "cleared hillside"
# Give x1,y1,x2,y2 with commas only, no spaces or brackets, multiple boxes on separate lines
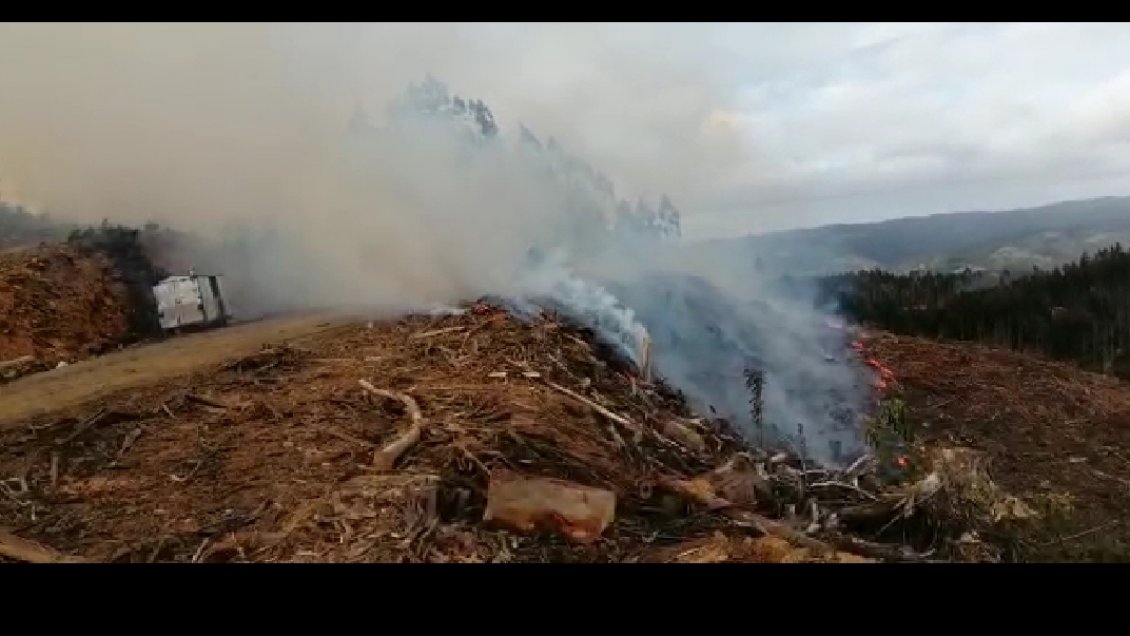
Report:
865,331,1130,561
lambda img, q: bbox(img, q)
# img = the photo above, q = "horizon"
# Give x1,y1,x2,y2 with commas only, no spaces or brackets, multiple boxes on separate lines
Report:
8,187,1130,245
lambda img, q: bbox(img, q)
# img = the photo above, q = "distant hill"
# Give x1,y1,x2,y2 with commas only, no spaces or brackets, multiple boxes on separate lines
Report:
706,196,1130,275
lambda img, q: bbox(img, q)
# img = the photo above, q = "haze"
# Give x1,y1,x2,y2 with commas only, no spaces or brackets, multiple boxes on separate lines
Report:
3,23,1130,240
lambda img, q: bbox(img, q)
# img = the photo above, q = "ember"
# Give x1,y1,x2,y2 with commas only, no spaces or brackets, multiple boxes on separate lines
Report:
858,344,896,391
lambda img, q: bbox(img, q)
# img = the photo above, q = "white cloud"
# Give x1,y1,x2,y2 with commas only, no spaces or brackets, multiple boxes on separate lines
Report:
695,22,1130,235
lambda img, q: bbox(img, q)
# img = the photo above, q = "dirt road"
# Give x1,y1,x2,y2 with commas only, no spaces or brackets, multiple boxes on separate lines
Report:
0,314,353,427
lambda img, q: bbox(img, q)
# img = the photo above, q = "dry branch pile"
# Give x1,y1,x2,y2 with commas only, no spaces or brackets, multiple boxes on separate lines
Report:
0,304,1032,563
0,244,139,380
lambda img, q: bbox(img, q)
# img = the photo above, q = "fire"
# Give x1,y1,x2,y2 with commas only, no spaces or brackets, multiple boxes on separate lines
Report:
864,357,895,381
852,340,895,392
896,455,908,468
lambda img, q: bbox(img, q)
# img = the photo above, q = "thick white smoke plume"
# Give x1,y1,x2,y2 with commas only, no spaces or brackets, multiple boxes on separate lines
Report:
337,76,869,465
0,24,868,465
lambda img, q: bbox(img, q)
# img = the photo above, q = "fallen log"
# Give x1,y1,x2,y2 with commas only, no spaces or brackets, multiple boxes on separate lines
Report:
358,379,426,471
0,529,86,563
0,354,35,371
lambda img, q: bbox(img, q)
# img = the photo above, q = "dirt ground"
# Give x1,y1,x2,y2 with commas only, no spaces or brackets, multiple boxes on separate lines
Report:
0,315,351,427
865,331,1130,561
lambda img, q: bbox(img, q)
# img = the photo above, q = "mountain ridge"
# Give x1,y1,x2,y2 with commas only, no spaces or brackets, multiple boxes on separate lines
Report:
703,195,1130,275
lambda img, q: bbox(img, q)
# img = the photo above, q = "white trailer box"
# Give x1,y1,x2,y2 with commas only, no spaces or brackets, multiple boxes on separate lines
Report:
153,273,231,332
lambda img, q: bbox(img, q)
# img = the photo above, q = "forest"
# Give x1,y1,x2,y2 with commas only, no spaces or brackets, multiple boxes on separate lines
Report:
821,243,1130,378
0,203,70,249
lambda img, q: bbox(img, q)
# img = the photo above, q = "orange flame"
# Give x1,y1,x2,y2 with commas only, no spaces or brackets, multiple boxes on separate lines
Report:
896,456,908,468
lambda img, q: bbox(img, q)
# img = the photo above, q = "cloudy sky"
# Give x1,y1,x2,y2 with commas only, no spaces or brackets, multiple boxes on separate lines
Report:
1,22,1129,240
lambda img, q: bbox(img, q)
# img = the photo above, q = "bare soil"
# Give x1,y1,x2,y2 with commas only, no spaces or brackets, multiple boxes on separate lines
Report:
865,331,1130,561
0,315,350,427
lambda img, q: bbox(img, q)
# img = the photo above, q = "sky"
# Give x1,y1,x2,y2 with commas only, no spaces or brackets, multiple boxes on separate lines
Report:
2,22,1130,240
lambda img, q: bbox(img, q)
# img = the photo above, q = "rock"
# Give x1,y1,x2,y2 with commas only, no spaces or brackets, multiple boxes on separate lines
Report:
483,471,616,544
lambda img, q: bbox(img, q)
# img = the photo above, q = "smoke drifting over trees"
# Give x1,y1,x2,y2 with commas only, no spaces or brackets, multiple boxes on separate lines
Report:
0,22,868,465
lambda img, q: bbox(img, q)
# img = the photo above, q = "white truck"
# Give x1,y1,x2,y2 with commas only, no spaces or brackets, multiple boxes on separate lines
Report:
152,271,231,334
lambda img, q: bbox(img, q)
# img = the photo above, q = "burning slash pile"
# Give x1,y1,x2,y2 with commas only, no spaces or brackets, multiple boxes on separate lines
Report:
0,302,1036,563
0,244,141,382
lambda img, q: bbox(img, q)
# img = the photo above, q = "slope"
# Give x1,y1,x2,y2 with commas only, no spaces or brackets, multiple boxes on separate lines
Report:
864,331,1130,561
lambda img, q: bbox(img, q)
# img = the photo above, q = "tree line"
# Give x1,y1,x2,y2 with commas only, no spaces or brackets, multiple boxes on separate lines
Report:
354,75,683,251
820,243,1130,378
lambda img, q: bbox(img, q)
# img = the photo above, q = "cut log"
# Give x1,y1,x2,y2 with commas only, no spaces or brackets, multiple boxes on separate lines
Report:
0,529,85,563
483,471,616,544
0,355,35,371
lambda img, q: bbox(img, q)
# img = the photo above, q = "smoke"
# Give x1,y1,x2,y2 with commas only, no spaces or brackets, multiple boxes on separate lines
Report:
0,23,868,465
